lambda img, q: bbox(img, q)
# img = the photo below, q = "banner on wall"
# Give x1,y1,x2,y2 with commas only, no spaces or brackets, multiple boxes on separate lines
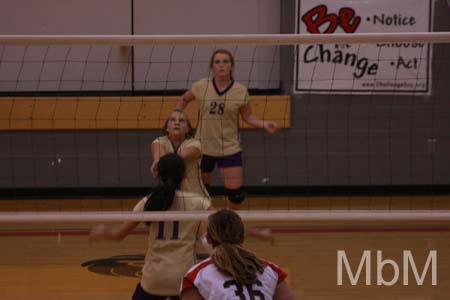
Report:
294,0,433,94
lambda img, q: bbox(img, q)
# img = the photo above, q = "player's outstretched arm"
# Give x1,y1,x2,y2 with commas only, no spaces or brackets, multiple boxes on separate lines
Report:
151,141,168,178
89,221,139,243
178,145,201,162
239,103,279,134
176,90,195,110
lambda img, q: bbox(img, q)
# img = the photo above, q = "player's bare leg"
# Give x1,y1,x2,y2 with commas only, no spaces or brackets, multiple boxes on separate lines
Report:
220,166,244,210
220,166,272,241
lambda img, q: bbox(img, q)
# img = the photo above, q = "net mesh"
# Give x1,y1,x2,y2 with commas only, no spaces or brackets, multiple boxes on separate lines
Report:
0,33,450,193
0,44,280,92
0,33,449,212
0,17,449,298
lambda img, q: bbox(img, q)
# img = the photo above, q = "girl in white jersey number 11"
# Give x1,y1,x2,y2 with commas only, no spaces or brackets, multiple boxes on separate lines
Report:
89,153,211,300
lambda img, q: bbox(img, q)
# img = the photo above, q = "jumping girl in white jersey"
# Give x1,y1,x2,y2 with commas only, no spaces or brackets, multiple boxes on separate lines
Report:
176,49,279,208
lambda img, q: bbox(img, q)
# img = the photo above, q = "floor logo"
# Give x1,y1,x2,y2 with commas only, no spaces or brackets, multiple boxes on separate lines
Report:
81,253,209,277
81,254,144,277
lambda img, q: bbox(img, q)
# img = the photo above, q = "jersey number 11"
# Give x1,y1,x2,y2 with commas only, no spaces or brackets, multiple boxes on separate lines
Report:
156,221,180,240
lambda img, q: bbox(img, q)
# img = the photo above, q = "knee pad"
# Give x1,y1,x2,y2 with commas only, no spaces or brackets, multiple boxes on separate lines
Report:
226,187,246,204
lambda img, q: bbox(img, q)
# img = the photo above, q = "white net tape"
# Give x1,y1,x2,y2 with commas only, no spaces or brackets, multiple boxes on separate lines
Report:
0,209,450,223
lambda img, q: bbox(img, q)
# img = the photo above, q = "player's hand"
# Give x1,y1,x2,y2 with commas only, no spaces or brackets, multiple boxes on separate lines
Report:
89,224,107,243
263,121,279,134
200,233,213,253
247,227,274,244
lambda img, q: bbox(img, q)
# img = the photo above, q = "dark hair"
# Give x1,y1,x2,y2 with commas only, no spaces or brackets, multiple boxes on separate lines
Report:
209,49,235,69
207,209,264,285
144,153,185,212
162,108,194,138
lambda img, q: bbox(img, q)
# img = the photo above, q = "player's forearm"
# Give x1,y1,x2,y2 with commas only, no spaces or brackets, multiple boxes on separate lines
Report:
102,226,130,241
178,147,201,161
177,90,194,109
243,114,264,128
151,142,166,161
175,97,187,109
90,224,128,242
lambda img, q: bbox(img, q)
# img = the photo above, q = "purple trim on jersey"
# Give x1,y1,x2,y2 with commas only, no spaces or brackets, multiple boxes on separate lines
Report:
132,282,179,300
212,78,235,96
200,152,243,173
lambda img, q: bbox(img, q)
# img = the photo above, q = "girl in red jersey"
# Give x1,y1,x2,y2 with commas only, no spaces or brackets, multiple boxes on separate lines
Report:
180,209,294,300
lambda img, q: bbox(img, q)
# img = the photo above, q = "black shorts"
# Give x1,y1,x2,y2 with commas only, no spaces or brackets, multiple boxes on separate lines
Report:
200,152,243,173
132,282,179,300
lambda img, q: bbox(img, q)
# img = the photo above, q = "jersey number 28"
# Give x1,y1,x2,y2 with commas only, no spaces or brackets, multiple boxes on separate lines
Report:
209,101,225,115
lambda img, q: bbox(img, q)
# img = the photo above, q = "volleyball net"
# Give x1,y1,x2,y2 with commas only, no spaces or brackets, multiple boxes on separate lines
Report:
1,28,450,300
0,32,449,209
0,197,449,300
0,33,449,93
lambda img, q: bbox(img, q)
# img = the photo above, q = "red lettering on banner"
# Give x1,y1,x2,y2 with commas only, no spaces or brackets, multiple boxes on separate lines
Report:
302,5,361,34
339,8,361,33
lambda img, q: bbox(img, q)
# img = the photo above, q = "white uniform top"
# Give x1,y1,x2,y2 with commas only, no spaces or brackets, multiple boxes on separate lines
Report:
192,78,249,156
152,136,208,197
133,191,211,295
180,257,287,300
